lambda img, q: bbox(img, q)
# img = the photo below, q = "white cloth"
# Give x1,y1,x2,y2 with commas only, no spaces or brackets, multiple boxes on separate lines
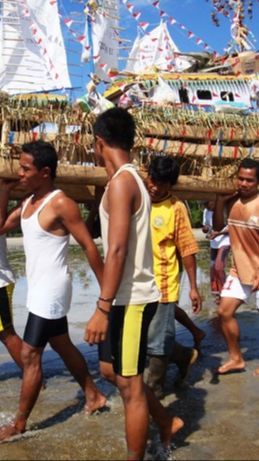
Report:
99,163,160,305
202,208,230,249
0,235,15,287
21,190,72,319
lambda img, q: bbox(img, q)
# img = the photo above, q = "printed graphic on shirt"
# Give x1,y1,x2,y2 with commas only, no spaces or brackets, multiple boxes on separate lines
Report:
153,216,164,228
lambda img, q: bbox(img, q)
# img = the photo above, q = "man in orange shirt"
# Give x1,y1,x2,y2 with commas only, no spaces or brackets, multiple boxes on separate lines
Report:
214,158,259,375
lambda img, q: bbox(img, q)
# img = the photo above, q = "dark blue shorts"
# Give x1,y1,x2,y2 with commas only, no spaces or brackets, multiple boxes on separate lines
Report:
23,312,68,348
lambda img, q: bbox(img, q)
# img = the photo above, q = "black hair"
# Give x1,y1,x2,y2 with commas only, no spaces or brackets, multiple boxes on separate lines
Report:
148,155,180,186
238,158,259,182
22,140,58,179
93,107,135,151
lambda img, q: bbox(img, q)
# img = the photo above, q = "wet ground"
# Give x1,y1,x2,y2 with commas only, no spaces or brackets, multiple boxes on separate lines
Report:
1,235,259,460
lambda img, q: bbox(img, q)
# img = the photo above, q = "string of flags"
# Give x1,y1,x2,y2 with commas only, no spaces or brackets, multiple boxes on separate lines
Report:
59,0,219,83
121,0,218,55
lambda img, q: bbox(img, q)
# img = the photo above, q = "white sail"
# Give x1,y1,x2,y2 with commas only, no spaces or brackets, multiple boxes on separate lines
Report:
125,21,195,74
82,0,119,82
0,0,71,95
0,10,3,75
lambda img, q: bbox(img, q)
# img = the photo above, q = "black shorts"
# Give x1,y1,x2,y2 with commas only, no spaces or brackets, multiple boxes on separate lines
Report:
23,312,68,348
98,302,157,377
0,284,14,333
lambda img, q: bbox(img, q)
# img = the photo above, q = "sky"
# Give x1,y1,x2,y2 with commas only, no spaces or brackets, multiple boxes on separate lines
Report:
58,0,259,100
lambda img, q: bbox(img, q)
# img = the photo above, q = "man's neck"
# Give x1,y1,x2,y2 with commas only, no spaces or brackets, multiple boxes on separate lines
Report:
31,184,55,202
240,191,259,204
104,148,130,180
152,192,171,204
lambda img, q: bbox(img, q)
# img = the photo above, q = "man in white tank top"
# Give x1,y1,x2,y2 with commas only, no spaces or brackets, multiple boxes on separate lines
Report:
0,140,106,442
85,108,184,460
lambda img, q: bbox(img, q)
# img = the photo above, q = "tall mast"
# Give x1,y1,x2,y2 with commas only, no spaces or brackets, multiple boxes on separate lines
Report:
230,0,252,52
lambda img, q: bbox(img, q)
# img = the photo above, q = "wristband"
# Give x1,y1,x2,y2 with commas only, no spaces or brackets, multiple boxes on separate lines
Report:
98,296,114,304
96,304,109,316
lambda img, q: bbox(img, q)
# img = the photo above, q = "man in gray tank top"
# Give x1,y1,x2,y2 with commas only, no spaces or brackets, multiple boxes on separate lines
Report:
85,108,184,460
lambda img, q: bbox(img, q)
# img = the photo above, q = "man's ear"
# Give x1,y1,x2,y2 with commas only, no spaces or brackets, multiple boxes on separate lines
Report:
95,135,105,152
42,166,51,179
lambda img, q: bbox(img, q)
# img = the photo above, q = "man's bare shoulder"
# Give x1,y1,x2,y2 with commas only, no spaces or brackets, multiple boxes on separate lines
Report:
110,170,138,195
51,190,78,213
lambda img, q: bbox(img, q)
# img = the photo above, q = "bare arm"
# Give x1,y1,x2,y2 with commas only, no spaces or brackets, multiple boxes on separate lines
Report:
84,186,104,237
55,195,104,285
99,177,132,302
209,225,229,240
213,193,238,231
174,201,202,313
85,173,136,345
182,254,202,314
0,181,22,233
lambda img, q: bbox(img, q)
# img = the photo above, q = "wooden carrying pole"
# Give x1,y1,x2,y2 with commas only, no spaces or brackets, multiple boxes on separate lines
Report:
0,157,237,202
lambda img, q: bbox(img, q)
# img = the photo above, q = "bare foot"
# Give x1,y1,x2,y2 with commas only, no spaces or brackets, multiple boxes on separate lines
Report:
217,359,245,375
194,329,206,349
159,416,184,448
0,422,24,442
214,294,221,305
41,378,47,391
252,368,259,377
85,391,107,415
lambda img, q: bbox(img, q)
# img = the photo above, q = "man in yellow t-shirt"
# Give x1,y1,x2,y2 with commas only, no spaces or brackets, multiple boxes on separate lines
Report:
144,156,203,398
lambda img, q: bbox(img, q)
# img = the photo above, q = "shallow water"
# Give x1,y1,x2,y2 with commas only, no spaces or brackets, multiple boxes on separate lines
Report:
1,241,259,460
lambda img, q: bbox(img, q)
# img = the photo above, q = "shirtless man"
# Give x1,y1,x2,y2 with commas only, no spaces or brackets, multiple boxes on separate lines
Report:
0,140,106,441
85,108,183,461
213,158,259,375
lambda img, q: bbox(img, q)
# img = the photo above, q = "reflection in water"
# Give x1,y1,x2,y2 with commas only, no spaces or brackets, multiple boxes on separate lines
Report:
1,241,259,460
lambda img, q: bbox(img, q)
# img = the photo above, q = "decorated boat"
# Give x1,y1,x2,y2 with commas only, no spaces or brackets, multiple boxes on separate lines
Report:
0,0,258,201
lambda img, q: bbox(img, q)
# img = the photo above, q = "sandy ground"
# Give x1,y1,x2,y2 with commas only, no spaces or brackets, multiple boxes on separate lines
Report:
1,235,259,460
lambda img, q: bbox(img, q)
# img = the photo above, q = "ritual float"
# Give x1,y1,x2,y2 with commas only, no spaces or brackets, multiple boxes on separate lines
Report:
0,0,258,202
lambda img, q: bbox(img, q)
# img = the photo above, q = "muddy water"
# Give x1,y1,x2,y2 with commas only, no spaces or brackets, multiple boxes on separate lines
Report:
1,241,259,460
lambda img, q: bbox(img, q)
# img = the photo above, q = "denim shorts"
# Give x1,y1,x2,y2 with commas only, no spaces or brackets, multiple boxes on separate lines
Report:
147,302,176,356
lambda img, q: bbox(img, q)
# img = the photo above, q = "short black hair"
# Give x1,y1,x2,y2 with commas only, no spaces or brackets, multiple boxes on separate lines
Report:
148,155,180,186
22,140,58,179
238,158,259,182
93,107,135,151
